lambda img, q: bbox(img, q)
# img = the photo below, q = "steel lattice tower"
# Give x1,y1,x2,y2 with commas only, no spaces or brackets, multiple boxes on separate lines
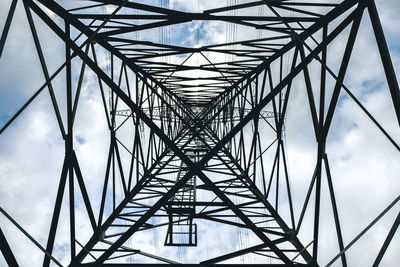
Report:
0,0,399,266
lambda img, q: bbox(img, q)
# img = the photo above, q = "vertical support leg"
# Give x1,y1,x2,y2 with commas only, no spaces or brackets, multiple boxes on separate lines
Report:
372,211,400,267
0,0,18,58
65,22,76,260
324,154,347,267
368,1,400,128
43,157,69,267
0,227,19,267
312,25,328,263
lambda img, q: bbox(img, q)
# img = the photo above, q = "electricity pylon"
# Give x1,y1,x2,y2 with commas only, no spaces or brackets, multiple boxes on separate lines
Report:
0,0,399,266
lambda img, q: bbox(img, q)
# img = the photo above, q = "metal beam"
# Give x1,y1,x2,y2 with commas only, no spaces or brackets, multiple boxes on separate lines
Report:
0,227,19,267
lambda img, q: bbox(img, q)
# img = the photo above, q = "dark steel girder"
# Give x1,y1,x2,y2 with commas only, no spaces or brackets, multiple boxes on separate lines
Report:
0,227,19,267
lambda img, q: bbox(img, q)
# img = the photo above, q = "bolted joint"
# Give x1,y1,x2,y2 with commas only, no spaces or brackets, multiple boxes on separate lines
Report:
98,229,106,240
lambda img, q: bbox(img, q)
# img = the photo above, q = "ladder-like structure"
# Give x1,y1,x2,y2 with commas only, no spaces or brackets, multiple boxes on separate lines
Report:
165,145,198,247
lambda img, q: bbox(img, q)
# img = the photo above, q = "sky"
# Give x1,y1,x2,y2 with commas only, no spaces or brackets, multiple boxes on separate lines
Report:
0,0,399,266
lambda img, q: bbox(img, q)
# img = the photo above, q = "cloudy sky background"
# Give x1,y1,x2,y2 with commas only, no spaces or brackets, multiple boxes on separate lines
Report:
0,0,400,266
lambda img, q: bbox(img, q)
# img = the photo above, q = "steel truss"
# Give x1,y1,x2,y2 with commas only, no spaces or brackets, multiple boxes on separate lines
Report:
0,0,399,266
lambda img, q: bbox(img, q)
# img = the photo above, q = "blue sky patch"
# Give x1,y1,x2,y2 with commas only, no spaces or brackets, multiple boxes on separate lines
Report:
76,135,86,145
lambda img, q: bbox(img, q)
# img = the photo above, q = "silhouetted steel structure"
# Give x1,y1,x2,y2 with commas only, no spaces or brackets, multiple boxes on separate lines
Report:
0,0,399,266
